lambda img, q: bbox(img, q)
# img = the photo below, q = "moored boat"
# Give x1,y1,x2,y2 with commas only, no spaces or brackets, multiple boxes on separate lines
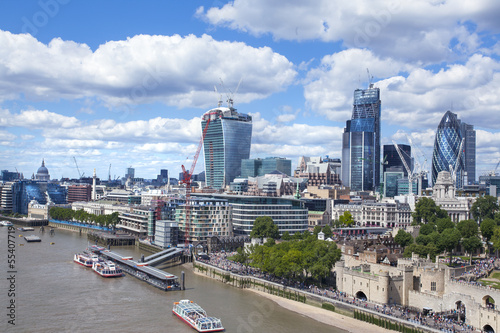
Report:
18,227,34,231
172,300,224,332
92,260,123,278
0,220,13,226
74,253,94,267
24,235,41,242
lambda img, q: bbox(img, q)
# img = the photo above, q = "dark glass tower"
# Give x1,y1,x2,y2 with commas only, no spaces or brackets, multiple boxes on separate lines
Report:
383,144,411,177
342,85,381,191
431,111,471,187
461,123,476,184
202,107,252,189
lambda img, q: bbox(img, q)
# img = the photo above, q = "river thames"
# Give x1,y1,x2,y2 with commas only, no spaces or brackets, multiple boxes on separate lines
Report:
1,225,346,332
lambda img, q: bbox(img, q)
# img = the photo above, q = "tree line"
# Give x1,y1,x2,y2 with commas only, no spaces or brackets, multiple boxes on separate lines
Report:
394,195,500,262
49,207,120,227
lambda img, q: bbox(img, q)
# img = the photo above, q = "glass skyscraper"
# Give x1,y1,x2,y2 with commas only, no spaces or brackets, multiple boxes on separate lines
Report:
342,85,381,191
431,111,475,187
202,107,252,189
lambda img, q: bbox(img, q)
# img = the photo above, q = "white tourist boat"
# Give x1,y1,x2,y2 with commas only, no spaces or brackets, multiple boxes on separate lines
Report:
92,260,123,278
0,220,13,226
172,300,224,332
73,253,94,267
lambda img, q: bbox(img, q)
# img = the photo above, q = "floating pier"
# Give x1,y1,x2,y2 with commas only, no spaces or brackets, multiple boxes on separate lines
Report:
90,248,180,291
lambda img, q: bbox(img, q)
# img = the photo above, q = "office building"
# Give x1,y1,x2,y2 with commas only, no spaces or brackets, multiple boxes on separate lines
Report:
294,156,341,186
383,144,411,177
342,85,381,191
202,107,252,189
461,123,476,184
431,111,475,188
192,193,308,236
126,167,135,179
67,185,92,203
241,157,292,178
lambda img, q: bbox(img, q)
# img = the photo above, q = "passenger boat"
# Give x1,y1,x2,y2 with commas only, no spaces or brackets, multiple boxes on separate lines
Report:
0,220,13,226
92,260,123,278
172,300,224,332
73,253,94,267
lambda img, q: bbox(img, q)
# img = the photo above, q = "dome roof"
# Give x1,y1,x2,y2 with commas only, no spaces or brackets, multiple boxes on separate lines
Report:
37,159,49,175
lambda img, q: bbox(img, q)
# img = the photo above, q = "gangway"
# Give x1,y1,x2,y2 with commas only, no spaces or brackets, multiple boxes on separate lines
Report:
145,248,184,266
143,247,178,262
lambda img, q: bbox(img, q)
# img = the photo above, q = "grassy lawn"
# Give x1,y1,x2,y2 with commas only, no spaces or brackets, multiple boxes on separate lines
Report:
478,271,500,290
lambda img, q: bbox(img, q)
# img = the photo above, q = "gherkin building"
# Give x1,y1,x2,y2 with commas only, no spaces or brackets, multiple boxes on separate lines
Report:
431,111,465,187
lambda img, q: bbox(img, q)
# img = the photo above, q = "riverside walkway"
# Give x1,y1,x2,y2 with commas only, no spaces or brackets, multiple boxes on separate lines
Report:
199,252,481,333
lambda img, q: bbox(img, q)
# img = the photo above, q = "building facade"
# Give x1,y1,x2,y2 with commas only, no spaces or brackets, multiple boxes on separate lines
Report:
383,144,411,177
202,107,252,189
241,157,292,178
154,220,178,248
192,193,308,236
432,111,475,188
342,86,381,191
175,197,232,243
67,185,92,203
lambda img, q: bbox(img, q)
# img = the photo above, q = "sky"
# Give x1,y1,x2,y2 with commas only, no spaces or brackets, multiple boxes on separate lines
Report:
0,0,500,182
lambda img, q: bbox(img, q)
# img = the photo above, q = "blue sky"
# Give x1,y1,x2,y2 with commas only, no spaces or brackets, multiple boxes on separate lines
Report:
0,0,499,181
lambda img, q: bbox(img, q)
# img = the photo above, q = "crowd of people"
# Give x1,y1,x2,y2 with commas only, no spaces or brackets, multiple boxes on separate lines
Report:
197,251,493,333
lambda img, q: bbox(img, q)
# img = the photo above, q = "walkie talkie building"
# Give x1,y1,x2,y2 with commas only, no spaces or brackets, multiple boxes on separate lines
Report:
202,107,252,189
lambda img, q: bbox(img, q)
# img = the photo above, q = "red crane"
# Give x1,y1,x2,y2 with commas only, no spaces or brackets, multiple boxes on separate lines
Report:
181,117,211,248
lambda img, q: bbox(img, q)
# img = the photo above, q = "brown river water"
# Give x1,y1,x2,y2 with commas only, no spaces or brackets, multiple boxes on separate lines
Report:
0,225,347,333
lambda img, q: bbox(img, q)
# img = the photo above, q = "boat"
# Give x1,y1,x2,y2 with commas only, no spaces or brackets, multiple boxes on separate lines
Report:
74,253,94,267
172,300,224,332
24,235,41,242
92,260,123,278
17,227,34,231
0,220,13,226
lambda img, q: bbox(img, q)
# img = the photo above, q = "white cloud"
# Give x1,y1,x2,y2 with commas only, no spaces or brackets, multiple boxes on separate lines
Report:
0,31,297,108
304,50,500,129
0,109,80,128
199,0,500,62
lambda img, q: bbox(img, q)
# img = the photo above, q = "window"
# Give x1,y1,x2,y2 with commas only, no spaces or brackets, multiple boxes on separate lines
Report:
431,282,436,291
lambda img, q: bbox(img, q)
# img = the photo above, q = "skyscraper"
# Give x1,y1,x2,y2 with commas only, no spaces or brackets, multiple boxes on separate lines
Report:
383,144,411,177
341,85,381,191
202,106,252,189
431,111,475,187
461,123,476,184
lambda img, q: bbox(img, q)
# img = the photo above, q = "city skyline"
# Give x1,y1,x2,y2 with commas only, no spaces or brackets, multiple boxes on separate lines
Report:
0,1,500,180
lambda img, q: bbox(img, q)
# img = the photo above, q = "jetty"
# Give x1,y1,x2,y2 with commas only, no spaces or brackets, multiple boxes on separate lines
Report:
90,248,181,291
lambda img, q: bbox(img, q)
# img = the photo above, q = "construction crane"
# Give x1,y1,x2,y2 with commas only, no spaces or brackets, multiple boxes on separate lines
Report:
180,117,211,249
73,156,83,179
393,140,414,195
219,77,242,108
449,138,465,187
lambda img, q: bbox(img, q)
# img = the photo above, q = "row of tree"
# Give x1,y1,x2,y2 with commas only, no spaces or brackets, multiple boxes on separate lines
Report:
49,207,120,227
237,234,341,285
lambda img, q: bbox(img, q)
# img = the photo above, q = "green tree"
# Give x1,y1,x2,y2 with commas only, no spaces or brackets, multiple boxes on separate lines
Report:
313,225,322,236
419,223,436,235
339,211,354,226
491,227,500,255
394,229,414,248
250,216,280,239
436,218,454,234
233,246,250,271
322,225,333,239
438,228,461,260
457,219,479,239
282,231,292,241
412,197,447,224
462,236,482,264
481,218,496,253
471,195,499,222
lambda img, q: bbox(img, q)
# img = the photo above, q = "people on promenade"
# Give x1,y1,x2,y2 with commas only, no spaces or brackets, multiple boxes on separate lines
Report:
198,251,485,333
